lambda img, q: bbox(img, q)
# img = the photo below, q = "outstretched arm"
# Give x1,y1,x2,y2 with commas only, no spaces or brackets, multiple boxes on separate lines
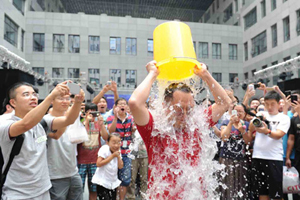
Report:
129,61,159,126
194,65,231,122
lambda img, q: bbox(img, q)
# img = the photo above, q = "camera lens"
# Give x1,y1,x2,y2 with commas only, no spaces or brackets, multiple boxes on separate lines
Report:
253,118,262,127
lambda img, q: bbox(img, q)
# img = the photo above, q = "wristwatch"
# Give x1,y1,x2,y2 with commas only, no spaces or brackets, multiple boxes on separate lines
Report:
267,129,271,137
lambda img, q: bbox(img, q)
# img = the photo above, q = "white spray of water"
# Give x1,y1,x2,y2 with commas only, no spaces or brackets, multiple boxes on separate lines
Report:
141,77,225,200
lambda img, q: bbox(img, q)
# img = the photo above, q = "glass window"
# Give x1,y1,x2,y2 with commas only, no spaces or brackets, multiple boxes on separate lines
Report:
244,72,248,80
110,37,121,55
251,69,256,77
244,42,248,61
271,0,276,11
199,42,208,58
235,0,238,12
229,44,238,60
68,35,80,53
126,70,137,88
284,56,291,61
296,9,300,36
212,2,215,13
89,36,100,53
32,67,45,76
4,15,18,47
68,68,80,78
261,0,266,18
217,0,219,9
251,30,267,57
193,41,196,55
88,69,100,86
13,0,25,15
52,68,64,78
109,69,121,85
204,10,210,23
21,30,25,52
272,61,278,65
126,38,137,55
147,39,153,56
262,65,267,69
271,24,277,48
229,73,238,83
212,43,221,59
244,7,257,30
224,3,233,22
283,16,290,42
212,73,222,82
217,17,220,24
53,34,65,52
33,33,45,52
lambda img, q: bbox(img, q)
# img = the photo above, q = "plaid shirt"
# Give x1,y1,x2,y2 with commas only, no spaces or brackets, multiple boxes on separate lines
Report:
107,113,134,155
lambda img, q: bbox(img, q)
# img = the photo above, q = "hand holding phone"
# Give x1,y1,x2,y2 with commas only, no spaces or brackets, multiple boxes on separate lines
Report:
291,95,298,104
232,110,238,116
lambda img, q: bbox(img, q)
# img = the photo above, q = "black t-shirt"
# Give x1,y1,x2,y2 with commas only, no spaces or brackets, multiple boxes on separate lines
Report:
288,116,300,171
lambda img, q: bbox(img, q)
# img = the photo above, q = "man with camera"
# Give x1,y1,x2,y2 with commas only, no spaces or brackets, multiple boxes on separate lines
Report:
77,103,108,200
251,90,291,200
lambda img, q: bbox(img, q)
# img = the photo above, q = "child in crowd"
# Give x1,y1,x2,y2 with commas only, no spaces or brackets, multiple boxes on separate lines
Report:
92,133,124,200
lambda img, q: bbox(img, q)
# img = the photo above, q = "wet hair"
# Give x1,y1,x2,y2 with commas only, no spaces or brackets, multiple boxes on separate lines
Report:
164,82,193,102
264,91,281,102
107,132,121,142
85,102,97,111
8,82,34,100
114,98,127,106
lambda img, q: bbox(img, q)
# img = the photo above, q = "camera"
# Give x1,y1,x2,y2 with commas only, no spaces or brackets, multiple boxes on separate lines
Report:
90,111,100,117
252,115,270,128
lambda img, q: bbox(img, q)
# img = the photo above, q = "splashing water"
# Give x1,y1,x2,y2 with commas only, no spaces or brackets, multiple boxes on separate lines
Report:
141,77,224,200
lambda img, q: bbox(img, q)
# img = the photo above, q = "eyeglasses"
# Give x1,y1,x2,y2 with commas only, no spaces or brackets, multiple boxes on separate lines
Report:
117,103,127,106
22,92,39,99
56,97,71,101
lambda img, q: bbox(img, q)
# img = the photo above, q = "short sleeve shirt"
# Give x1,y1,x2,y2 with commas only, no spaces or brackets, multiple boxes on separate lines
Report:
0,115,53,199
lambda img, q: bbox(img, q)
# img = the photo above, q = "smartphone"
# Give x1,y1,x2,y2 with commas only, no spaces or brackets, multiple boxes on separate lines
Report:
90,111,100,117
248,84,254,91
285,91,291,97
107,81,111,85
67,82,81,95
291,95,298,103
232,110,237,116
254,83,260,89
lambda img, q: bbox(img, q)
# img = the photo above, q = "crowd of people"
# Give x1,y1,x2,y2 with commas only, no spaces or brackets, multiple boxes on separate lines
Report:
0,60,300,200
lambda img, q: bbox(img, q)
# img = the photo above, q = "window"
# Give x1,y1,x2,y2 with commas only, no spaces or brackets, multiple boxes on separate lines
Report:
284,56,291,61
52,68,64,78
21,30,25,52
212,2,215,13
33,33,45,52
199,42,208,58
13,0,25,15
261,0,266,18
68,35,80,53
271,24,277,47
204,11,211,23
126,70,137,88
271,0,276,11
251,30,267,57
4,16,18,47
251,69,256,77
262,65,267,69
88,69,100,86
224,3,233,22
193,41,196,54
229,44,238,60
283,16,290,42
110,37,121,55
244,72,248,79
68,68,80,78
212,73,222,82
53,34,64,52
147,39,153,56
212,43,221,59
32,67,45,76
235,0,238,12
126,38,137,55
110,69,121,85
244,7,257,30
296,9,300,36
272,61,278,65
217,17,220,24
217,0,219,9
229,73,238,83
89,36,100,53
244,42,248,61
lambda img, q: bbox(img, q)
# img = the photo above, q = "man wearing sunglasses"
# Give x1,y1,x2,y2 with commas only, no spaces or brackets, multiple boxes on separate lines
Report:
129,61,231,199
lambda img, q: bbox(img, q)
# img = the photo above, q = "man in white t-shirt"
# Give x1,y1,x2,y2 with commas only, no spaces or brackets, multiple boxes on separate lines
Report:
251,90,291,200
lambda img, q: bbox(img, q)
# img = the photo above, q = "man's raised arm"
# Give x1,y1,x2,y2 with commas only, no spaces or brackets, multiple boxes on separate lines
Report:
129,61,159,126
194,66,231,122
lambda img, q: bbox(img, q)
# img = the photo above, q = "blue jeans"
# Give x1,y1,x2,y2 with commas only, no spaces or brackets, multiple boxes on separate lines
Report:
118,155,132,186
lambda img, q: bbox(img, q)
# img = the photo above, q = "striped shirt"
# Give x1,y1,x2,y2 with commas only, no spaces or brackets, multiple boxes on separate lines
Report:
107,113,134,155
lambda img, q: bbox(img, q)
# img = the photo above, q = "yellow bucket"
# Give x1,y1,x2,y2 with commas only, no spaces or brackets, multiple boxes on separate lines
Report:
154,21,201,80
